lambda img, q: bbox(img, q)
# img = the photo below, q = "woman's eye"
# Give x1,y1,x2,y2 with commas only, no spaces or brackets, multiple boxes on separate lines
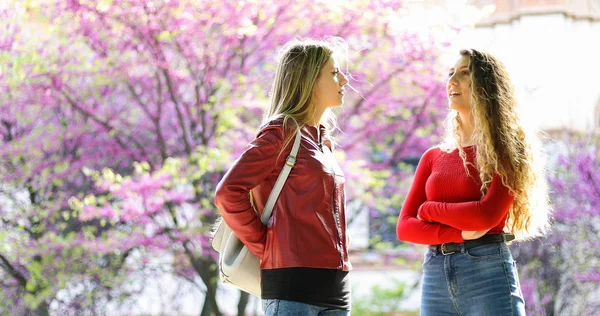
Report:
462,71,469,75
448,72,454,77
332,71,339,75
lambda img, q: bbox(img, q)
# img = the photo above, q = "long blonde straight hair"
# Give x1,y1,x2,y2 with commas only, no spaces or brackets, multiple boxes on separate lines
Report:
263,37,347,148
440,49,551,240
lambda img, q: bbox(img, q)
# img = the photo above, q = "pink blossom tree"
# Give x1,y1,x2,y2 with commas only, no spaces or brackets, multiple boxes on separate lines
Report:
1,0,450,314
513,135,600,315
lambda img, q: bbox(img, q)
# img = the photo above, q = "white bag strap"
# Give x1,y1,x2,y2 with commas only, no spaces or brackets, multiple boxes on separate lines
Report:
259,130,302,224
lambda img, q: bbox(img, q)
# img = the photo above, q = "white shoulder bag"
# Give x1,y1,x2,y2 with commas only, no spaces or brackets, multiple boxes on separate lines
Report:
211,131,302,297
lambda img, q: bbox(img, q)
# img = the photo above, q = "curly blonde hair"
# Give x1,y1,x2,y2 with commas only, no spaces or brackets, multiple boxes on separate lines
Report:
441,49,551,240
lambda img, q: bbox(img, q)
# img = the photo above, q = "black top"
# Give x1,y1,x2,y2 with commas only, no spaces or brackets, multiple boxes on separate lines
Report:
261,267,351,310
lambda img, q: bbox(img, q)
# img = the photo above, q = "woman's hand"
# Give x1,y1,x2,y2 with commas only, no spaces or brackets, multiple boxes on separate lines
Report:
461,229,490,240
419,214,489,240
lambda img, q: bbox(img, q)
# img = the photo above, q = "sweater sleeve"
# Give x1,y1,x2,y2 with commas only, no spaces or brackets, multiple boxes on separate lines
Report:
214,125,284,259
417,174,514,230
396,148,464,245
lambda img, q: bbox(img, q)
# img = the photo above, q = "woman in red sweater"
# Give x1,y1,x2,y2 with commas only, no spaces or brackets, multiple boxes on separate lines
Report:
396,49,550,315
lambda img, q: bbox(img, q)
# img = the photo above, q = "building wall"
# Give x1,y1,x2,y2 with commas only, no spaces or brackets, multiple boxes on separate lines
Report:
451,0,600,132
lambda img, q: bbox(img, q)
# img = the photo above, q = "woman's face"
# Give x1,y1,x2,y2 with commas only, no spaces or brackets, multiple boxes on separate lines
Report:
313,57,349,112
447,55,471,112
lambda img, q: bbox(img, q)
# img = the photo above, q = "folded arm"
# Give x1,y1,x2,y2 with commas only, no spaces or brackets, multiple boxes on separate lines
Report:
396,148,464,245
417,174,514,231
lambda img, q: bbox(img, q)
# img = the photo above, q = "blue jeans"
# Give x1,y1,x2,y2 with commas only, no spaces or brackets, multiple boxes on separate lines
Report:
262,299,350,316
421,242,525,315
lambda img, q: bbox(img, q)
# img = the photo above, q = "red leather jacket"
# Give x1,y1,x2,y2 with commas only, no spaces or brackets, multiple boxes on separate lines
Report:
214,120,351,271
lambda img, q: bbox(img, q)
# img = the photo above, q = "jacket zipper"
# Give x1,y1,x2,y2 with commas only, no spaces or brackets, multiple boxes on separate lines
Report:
319,128,344,267
331,170,344,268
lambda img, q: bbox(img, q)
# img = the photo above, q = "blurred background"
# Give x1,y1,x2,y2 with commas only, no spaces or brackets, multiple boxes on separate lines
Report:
0,0,599,315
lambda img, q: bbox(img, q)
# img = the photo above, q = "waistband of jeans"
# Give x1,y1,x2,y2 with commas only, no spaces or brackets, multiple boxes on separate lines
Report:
428,233,515,255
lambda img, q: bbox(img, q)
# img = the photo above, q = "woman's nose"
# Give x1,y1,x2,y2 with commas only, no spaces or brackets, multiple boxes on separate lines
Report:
448,73,458,86
340,72,349,86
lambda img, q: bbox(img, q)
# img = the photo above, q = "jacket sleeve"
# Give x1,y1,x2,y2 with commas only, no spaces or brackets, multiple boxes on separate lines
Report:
417,174,514,230
214,125,285,259
396,147,464,245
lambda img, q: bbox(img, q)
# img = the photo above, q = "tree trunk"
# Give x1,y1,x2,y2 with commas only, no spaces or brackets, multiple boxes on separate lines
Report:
36,301,50,316
237,291,249,316
186,250,222,316
200,263,222,316
200,294,212,316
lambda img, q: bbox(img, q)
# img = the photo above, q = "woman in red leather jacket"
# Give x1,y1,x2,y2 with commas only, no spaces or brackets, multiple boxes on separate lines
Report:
396,49,550,315
214,38,352,315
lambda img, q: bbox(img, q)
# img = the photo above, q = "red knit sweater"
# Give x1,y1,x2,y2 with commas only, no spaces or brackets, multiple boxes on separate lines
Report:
396,146,514,245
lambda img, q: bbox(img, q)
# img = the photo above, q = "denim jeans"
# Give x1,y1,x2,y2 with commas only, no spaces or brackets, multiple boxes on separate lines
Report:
420,242,525,316
262,299,350,316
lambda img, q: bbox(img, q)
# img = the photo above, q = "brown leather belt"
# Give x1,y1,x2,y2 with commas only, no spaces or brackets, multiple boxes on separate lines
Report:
428,233,515,255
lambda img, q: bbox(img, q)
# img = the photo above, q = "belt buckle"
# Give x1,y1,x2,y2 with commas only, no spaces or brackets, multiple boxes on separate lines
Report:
441,244,456,255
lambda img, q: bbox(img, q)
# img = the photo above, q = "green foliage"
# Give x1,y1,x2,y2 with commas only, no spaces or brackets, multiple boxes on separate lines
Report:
352,279,419,316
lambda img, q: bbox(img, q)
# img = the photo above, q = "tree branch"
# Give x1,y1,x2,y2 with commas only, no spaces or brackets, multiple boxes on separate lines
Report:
347,65,408,117
60,89,150,160
126,82,168,161
388,96,432,164
0,253,27,288
161,69,193,155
